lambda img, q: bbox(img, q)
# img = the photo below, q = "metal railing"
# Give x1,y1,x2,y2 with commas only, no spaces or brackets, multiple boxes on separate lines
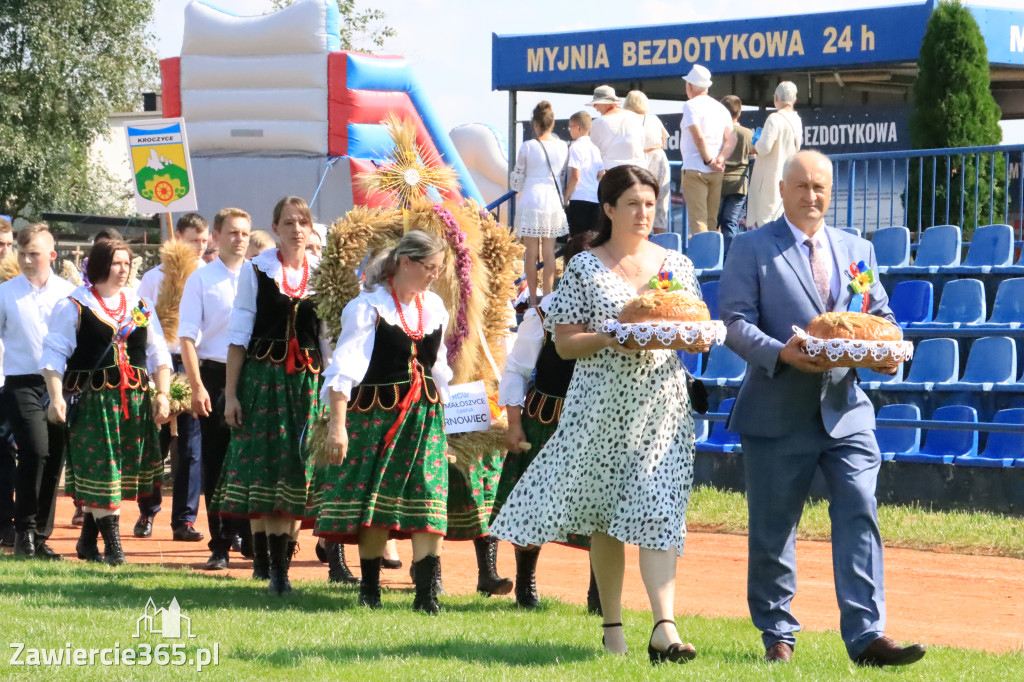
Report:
828,144,1024,237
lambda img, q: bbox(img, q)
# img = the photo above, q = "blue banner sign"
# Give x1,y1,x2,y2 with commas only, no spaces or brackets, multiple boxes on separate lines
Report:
493,2,1022,91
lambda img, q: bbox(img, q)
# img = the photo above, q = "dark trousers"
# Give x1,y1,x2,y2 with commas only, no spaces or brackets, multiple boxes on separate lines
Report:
137,356,202,529
0,388,18,530
718,192,748,255
3,376,65,540
198,360,240,553
566,200,601,236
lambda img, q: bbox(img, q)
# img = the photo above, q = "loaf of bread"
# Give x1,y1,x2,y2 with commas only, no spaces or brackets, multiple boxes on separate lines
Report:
618,290,710,324
805,312,902,341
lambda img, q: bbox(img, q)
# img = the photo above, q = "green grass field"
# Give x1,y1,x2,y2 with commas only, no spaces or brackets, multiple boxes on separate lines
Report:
688,485,1024,559
1,560,1021,682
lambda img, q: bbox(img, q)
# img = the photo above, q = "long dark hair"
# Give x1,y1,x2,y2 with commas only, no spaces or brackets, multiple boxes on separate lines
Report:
591,165,660,247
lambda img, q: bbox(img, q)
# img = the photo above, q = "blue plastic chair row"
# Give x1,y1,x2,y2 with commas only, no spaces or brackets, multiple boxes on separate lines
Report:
863,336,1022,391
877,224,1021,275
877,404,1024,467
695,398,740,453
890,278,1024,329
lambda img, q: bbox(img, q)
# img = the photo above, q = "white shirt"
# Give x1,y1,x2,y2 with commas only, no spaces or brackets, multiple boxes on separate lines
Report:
0,272,75,376
321,286,453,405
589,108,645,169
177,258,243,364
137,260,205,356
680,94,734,172
41,285,173,375
786,217,841,303
567,136,604,204
497,293,555,407
227,248,321,349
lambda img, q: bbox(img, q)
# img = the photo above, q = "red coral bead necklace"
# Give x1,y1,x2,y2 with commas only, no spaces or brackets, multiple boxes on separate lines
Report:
277,251,309,298
91,285,127,323
389,277,424,340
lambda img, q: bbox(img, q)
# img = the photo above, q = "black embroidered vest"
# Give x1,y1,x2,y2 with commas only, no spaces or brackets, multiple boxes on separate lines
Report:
347,318,443,412
246,266,322,370
532,330,575,398
64,300,148,392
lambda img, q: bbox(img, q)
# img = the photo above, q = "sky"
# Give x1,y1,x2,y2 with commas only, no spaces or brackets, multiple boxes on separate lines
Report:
150,0,1024,142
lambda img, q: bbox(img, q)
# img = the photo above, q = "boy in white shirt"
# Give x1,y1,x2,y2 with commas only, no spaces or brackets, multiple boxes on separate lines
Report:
564,111,605,236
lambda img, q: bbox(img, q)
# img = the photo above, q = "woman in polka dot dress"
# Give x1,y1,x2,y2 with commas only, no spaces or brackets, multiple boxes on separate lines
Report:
492,165,703,664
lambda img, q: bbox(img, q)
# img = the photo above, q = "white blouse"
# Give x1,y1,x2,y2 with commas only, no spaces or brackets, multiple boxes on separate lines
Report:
41,285,173,375
321,286,453,405
496,293,555,407
227,248,321,349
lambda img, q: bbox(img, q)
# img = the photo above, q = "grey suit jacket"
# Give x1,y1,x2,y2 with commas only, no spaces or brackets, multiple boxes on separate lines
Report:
718,216,896,439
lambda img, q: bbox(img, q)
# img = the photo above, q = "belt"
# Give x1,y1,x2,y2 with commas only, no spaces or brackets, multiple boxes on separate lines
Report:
3,374,44,388
199,359,227,371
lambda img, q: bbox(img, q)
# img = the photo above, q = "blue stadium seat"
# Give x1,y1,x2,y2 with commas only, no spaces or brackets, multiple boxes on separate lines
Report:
871,226,911,272
955,408,1024,468
980,278,1024,328
695,398,739,453
700,279,720,320
887,338,959,391
875,404,921,461
701,344,746,387
840,227,861,237
889,280,933,327
888,225,961,274
678,350,702,377
939,336,1017,391
687,231,724,277
894,405,977,464
992,366,1024,393
693,414,709,443
858,363,904,390
943,224,1014,274
650,232,682,252
908,278,985,329
991,242,1024,275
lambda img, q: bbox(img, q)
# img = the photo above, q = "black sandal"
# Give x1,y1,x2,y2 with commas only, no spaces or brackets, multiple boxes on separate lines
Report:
601,622,622,649
647,619,696,664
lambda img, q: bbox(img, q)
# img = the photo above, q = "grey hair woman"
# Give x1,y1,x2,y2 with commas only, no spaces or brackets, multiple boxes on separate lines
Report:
363,230,446,291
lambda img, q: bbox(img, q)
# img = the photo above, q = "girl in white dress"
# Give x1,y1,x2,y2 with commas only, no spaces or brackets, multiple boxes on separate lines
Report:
492,165,705,664
512,101,569,306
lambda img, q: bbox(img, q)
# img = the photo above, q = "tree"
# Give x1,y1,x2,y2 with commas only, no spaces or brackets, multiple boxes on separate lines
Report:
905,0,1004,234
0,0,157,221
270,0,395,52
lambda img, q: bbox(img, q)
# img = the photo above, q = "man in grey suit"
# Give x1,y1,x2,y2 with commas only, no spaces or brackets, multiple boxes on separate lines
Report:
719,150,926,667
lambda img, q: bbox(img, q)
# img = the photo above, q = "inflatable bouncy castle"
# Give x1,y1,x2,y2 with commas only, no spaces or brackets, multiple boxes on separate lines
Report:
160,0,483,223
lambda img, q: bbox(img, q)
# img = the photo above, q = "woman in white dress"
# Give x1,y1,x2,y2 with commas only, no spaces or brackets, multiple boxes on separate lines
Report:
624,91,671,233
512,101,569,307
492,165,705,664
747,81,803,227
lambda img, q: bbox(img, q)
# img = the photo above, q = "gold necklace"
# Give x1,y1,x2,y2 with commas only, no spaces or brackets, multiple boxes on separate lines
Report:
605,245,643,280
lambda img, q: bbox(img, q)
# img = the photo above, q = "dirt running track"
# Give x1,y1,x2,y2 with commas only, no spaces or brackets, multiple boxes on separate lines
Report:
29,497,1024,654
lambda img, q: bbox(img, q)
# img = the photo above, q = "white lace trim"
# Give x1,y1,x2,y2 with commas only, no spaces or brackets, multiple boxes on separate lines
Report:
601,319,726,350
792,326,915,365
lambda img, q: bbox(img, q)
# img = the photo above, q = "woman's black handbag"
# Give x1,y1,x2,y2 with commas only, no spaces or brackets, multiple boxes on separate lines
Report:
685,370,708,414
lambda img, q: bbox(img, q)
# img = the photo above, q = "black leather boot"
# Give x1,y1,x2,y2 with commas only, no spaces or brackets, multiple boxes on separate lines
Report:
412,553,441,615
96,515,126,566
75,513,103,563
474,535,513,596
267,533,294,595
587,565,602,615
251,531,270,580
359,557,383,608
514,547,540,608
326,542,358,584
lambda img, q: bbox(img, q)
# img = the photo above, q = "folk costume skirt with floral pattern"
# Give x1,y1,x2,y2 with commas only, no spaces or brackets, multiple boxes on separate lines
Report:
210,358,322,519
312,388,448,543
65,386,162,510
445,448,502,540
